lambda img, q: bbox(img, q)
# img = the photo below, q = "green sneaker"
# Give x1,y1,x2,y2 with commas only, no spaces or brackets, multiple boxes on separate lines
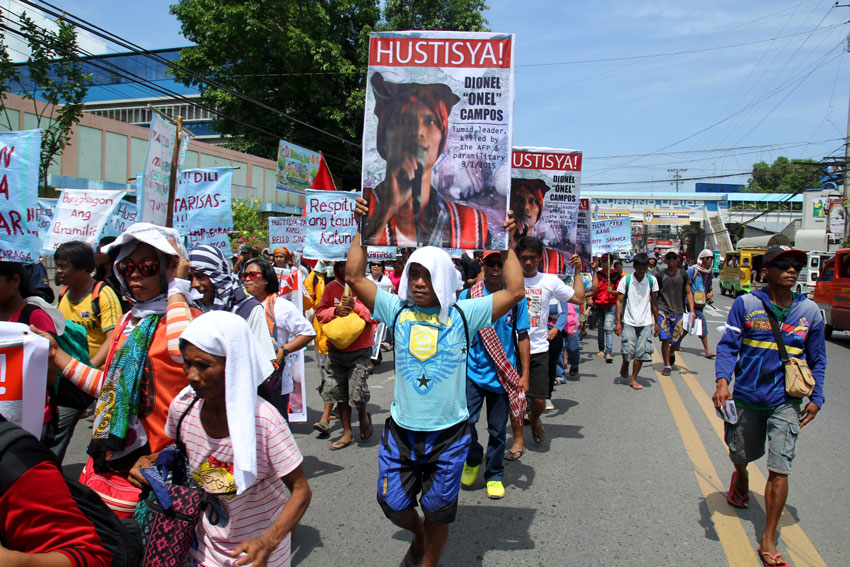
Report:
486,480,505,499
461,463,479,487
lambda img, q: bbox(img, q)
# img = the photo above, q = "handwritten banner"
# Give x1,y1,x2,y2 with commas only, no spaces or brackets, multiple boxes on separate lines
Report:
101,199,139,239
269,216,306,253
44,189,126,254
173,167,234,251
140,114,176,225
0,130,42,262
361,30,515,249
592,218,632,255
0,322,49,436
276,140,321,194
303,189,358,261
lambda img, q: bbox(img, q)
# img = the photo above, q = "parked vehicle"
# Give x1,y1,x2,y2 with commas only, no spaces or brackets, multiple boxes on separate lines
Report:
813,248,850,340
718,248,767,296
796,251,832,297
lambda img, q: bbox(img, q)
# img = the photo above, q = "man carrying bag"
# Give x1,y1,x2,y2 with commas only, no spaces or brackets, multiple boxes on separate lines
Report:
712,246,826,567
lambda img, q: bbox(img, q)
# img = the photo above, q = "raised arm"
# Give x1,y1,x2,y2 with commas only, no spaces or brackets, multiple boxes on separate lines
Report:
345,197,378,312
567,254,585,305
491,212,525,321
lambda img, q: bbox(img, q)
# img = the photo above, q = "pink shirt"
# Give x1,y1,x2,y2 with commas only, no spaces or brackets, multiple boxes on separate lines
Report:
166,389,303,567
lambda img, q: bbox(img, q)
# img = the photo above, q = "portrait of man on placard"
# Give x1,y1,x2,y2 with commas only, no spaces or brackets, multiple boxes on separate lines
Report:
361,72,491,249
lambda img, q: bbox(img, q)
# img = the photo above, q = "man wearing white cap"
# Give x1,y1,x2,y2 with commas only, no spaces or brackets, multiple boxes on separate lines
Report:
688,249,716,358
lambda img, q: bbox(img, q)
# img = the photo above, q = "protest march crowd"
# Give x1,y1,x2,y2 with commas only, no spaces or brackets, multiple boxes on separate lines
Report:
0,29,828,567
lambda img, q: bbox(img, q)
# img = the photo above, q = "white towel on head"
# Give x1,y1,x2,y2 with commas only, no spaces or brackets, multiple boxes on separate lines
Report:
397,246,458,324
179,311,275,494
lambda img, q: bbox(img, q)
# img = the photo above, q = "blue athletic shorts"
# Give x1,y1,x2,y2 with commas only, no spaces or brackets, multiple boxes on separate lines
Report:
658,310,686,345
377,417,471,524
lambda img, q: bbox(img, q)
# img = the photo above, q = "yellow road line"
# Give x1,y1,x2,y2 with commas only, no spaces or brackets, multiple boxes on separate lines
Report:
652,351,761,566
677,357,827,567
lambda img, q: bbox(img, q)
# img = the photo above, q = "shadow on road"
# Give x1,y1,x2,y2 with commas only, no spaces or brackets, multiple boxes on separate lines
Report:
291,523,323,564
300,454,344,480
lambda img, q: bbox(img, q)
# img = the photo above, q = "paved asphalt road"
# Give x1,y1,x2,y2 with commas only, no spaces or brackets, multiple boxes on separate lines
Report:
62,278,847,566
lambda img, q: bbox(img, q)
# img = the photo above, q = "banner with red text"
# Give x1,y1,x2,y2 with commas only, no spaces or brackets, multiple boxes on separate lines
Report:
43,189,126,254
511,146,583,274
361,31,515,249
0,130,41,262
173,167,234,251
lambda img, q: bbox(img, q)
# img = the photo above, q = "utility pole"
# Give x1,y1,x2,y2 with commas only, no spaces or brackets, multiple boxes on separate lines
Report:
668,168,687,192
836,3,850,245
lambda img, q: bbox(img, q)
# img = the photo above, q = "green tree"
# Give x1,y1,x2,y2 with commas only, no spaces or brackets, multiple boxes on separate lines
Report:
0,11,90,188
170,0,490,188
743,156,825,194
230,198,268,252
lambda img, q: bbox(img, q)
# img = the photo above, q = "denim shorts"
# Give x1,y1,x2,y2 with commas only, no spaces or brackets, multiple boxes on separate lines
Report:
724,401,802,475
621,324,653,362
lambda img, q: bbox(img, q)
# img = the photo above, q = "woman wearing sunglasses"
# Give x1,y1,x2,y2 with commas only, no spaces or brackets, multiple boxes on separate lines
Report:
241,258,315,420
32,223,201,515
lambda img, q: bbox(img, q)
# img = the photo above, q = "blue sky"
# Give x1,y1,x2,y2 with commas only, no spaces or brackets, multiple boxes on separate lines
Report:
8,0,849,192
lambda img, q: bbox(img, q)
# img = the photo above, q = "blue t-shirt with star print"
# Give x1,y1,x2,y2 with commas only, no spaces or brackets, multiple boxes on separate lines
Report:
372,288,493,431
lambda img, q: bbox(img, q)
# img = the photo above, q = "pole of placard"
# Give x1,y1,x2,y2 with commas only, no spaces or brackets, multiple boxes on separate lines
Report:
165,115,183,228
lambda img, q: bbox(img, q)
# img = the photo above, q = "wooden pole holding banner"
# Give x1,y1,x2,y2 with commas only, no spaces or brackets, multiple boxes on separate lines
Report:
165,115,183,228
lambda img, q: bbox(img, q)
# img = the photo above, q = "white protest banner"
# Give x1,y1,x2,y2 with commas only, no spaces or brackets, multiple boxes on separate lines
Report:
102,199,139,239
361,31,515,249
592,218,632,255
0,130,42,262
44,189,126,254
276,140,321,194
0,322,49,437
367,246,397,261
173,167,234,251
576,198,592,269
511,147,583,275
643,209,690,226
269,216,306,253
303,189,358,261
141,114,176,225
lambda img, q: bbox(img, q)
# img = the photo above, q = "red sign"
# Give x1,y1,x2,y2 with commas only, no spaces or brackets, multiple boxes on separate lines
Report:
656,239,674,246
369,37,512,68
0,346,24,401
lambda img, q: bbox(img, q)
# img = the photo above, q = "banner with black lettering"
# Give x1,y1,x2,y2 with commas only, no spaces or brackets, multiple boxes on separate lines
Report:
510,147,583,274
360,31,515,250
173,167,234,251
44,190,126,254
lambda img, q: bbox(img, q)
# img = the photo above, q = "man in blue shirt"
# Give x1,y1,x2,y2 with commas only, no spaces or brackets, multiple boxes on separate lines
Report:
713,246,825,567
458,250,530,500
688,249,716,358
346,197,525,567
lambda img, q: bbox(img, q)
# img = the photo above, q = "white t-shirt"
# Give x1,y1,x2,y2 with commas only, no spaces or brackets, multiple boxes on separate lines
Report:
272,296,316,395
366,274,394,293
166,389,303,567
524,272,575,354
616,273,659,327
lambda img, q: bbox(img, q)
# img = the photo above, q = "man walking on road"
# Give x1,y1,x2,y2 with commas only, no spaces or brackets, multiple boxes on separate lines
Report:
346,198,525,567
688,249,716,359
655,250,695,376
713,246,826,567
515,236,585,445
615,253,659,390
459,250,531,496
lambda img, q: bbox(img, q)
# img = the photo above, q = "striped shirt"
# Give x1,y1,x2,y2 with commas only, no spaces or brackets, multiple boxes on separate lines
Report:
167,388,303,567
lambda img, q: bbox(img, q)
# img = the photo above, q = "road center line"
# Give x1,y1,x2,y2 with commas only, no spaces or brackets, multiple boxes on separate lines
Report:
652,350,760,566
676,358,827,567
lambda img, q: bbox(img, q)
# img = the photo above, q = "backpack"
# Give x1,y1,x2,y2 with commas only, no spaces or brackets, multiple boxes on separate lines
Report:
0,419,143,567
18,304,96,410
623,273,655,304
58,281,106,320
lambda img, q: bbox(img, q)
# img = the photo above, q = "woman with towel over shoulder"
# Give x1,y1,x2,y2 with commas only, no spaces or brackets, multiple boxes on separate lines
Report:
130,311,311,567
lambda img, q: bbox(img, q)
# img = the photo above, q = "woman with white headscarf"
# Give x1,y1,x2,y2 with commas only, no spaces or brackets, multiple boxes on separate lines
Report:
130,311,311,567
33,223,200,514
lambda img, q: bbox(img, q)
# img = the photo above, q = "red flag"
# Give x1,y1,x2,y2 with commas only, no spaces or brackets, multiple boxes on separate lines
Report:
311,152,336,191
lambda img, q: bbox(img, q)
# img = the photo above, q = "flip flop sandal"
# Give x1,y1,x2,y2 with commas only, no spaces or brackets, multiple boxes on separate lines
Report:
330,438,354,451
360,412,373,440
313,420,330,436
532,422,545,444
504,448,525,461
757,546,789,567
727,471,749,509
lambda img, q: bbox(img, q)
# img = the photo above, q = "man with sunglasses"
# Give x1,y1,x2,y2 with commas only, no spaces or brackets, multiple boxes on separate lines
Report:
713,246,826,567
458,251,530,498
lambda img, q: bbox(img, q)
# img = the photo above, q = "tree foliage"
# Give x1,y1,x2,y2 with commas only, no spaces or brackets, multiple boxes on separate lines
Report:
0,11,90,188
170,0,490,188
230,198,267,252
743,156,825,194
